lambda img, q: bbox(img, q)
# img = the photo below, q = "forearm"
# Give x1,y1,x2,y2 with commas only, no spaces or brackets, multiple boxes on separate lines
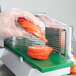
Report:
0,13,6,37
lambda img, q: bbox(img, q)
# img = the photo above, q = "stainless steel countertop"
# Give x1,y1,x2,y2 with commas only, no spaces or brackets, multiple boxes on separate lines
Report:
0,60,15,76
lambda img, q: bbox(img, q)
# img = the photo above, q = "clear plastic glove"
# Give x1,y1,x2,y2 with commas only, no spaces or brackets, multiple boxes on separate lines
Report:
0,8,44,37
35,14,62,26
35,14,54,25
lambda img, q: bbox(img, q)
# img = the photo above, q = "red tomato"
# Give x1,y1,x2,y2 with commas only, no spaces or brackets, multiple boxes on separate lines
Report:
70,65,76,73
25,28,48,43
27,46,53,60
19,19,41,34
18,18,48,43
70,54,76,74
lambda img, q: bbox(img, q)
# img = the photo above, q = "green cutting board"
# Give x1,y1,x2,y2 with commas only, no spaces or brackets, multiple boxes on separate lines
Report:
5,43,73,73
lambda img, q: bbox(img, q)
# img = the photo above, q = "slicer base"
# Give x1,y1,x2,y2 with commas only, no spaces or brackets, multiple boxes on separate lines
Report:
1,48,70,76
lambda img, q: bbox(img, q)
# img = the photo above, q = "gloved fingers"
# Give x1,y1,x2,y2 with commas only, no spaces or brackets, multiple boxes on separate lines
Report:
6,8,45,31
0,9,46,37
34,17,45,31
0,26,13,37
0,24,32,37
14,9,45,31
13,21,32,37
6,8,39,24
9,24,32,37
15,28,32,37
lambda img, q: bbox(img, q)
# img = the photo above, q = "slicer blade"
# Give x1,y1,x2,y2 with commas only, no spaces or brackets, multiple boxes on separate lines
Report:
46,27,61,54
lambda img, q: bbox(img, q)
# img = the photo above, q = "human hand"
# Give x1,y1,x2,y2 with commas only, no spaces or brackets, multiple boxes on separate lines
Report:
0,8,44,37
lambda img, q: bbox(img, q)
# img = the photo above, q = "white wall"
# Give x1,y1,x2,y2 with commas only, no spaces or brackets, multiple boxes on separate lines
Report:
0,0,76,41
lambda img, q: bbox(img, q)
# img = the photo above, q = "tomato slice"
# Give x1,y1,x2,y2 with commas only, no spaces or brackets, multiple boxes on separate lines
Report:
70,54,76,74
70,65,76,73
28,46,53,60
25,28,48,43
20,22,42,34
18,18,41,33
28,46,53,53
18,18,48,43
29,55,48,60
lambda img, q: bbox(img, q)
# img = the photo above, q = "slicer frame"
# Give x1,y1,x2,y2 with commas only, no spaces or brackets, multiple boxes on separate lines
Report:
0,13,74,76
46,24,74,62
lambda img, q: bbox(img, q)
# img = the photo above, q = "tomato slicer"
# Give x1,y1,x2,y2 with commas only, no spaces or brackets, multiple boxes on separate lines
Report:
0,14,74,76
